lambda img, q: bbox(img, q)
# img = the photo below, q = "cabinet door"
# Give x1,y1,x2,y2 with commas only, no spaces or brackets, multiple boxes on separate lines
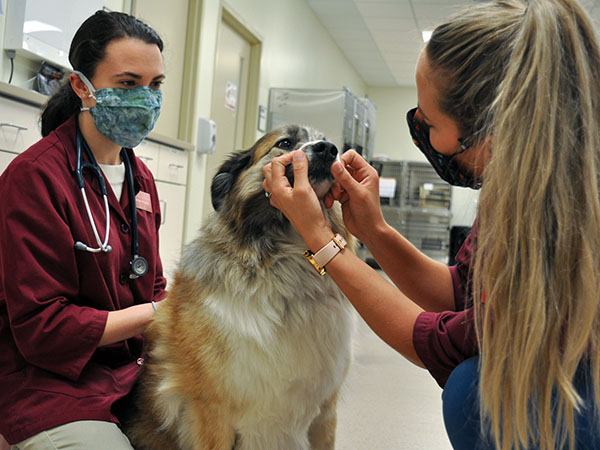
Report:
135,140,160,177
155,181,186,285
0,150,18,175
157,146,188,185
0,97,42,153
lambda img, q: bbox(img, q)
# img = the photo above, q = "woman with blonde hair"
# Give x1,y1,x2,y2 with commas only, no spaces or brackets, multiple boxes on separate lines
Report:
264,0,600,448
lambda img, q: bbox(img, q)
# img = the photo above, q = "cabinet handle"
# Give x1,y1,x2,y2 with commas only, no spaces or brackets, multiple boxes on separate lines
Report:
159,199,167,225
0,123,28,131
168,164,185,170
139,155,154,162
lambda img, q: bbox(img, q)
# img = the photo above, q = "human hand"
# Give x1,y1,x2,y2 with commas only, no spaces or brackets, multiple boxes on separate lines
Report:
323,150,386,245
263,150,333,251
0,434,9,450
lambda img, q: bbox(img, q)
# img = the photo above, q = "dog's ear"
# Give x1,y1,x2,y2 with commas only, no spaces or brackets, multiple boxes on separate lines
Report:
211,150,253,211
211,173,233,211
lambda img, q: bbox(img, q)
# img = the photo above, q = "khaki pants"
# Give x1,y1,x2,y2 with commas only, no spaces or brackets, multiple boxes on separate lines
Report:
12,421,134,450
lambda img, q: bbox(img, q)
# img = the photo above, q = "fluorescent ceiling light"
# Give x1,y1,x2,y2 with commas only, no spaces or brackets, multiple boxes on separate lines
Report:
422,30,433,42
23,20,62,34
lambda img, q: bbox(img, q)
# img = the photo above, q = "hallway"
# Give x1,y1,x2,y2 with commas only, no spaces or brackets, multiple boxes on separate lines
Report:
336,315,453,449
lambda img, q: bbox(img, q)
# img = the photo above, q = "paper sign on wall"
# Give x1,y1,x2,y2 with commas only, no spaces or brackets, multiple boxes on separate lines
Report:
257,105,267,132
225,81,237,111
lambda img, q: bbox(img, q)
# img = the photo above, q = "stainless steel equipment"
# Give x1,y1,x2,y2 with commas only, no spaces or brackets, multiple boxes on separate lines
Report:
267,87,376,161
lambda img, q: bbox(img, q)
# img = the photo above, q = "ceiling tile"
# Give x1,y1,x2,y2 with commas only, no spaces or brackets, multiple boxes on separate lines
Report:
306,0,600,87
363,17,416,30
354,1,413,18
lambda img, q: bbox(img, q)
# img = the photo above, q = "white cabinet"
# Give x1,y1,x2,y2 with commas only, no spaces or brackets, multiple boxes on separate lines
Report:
0,96,42,153
135,138,189,285
136,140,188,185
155,181,186,283
135,140,160,175
0,95,41,179
157,146,188,185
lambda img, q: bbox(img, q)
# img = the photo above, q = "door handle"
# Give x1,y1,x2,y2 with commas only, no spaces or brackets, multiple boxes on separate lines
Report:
0,123,28,131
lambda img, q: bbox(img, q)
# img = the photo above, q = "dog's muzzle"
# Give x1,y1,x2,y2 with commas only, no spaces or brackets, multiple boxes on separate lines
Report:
310,141,338,162
304,140,339,198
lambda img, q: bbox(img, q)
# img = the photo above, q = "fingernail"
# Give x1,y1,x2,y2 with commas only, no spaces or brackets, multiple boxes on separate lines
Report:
293,151,303,160
332,162,343,174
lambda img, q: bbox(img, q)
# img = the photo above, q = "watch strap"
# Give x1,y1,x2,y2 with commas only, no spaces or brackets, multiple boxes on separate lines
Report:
304,233,347,275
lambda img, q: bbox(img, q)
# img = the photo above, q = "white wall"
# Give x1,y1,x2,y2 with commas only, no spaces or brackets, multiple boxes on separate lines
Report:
132,0,189,139
225,0,366,138
366,86,423,162
183,0,367,242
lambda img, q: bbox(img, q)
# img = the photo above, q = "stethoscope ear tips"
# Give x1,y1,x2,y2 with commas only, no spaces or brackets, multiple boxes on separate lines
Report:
74,241,88,251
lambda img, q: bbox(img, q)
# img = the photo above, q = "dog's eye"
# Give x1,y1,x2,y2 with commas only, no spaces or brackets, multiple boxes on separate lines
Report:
276,139,293,150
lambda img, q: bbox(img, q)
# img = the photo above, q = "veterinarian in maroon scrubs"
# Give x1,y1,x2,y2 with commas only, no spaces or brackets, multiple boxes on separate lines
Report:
264,1,600,449
0,11,166,449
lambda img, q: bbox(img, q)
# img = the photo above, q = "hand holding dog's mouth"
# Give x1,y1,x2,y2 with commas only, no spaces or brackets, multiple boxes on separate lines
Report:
263,150,336,252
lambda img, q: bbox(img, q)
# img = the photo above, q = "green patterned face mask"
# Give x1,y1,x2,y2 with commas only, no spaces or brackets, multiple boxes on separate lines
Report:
74,70,162,148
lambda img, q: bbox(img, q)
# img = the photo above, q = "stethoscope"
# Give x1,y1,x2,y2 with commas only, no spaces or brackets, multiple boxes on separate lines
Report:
73,127,149,279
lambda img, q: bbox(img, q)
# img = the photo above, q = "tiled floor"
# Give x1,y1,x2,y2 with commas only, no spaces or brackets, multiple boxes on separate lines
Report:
336,315,453,450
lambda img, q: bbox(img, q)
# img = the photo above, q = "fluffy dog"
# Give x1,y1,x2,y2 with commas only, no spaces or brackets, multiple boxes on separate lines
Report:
125,125,355,450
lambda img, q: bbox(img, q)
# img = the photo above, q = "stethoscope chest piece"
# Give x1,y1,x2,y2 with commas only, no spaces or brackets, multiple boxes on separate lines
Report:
130,255,149,279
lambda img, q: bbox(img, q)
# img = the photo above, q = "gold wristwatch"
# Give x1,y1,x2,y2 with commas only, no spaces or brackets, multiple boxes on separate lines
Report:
304,233,347,276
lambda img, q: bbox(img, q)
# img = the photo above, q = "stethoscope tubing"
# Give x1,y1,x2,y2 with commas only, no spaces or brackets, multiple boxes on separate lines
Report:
75,128,112,253
74,126,148,278
79,186,111,252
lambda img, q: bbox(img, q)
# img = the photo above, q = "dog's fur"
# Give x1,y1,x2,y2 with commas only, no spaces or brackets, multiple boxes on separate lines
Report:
124,126,354,450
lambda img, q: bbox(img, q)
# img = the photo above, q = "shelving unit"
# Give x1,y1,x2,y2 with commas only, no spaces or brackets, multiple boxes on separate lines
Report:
365,160,453,265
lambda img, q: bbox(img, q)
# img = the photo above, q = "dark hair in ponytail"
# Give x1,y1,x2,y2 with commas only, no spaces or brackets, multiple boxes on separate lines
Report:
41,10,163,137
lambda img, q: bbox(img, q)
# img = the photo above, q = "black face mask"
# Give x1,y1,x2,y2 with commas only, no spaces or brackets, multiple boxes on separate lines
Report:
406,108,482,189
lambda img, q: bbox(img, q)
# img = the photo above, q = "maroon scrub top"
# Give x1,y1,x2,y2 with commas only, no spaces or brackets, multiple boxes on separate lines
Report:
0,115,167,444
413,228,479,388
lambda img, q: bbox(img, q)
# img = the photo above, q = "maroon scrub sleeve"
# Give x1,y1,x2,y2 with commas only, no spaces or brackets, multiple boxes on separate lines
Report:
413,308,477,388
449,265,467,310
412,228,478,388
0,153,108,381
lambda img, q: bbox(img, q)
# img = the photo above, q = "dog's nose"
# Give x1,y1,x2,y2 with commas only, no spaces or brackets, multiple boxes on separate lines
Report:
313,141,338,162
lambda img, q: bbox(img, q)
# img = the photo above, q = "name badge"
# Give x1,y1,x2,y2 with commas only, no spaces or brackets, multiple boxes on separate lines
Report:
135,191,153,213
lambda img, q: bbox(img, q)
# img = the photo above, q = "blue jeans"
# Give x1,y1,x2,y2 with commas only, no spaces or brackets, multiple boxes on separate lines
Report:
442,356,600,449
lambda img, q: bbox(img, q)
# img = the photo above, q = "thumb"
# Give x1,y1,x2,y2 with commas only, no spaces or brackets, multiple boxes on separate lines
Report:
331,161,360,195
291,150,310,188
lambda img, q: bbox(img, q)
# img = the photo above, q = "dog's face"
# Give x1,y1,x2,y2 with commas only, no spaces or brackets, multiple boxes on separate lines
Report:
210,125,339,240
